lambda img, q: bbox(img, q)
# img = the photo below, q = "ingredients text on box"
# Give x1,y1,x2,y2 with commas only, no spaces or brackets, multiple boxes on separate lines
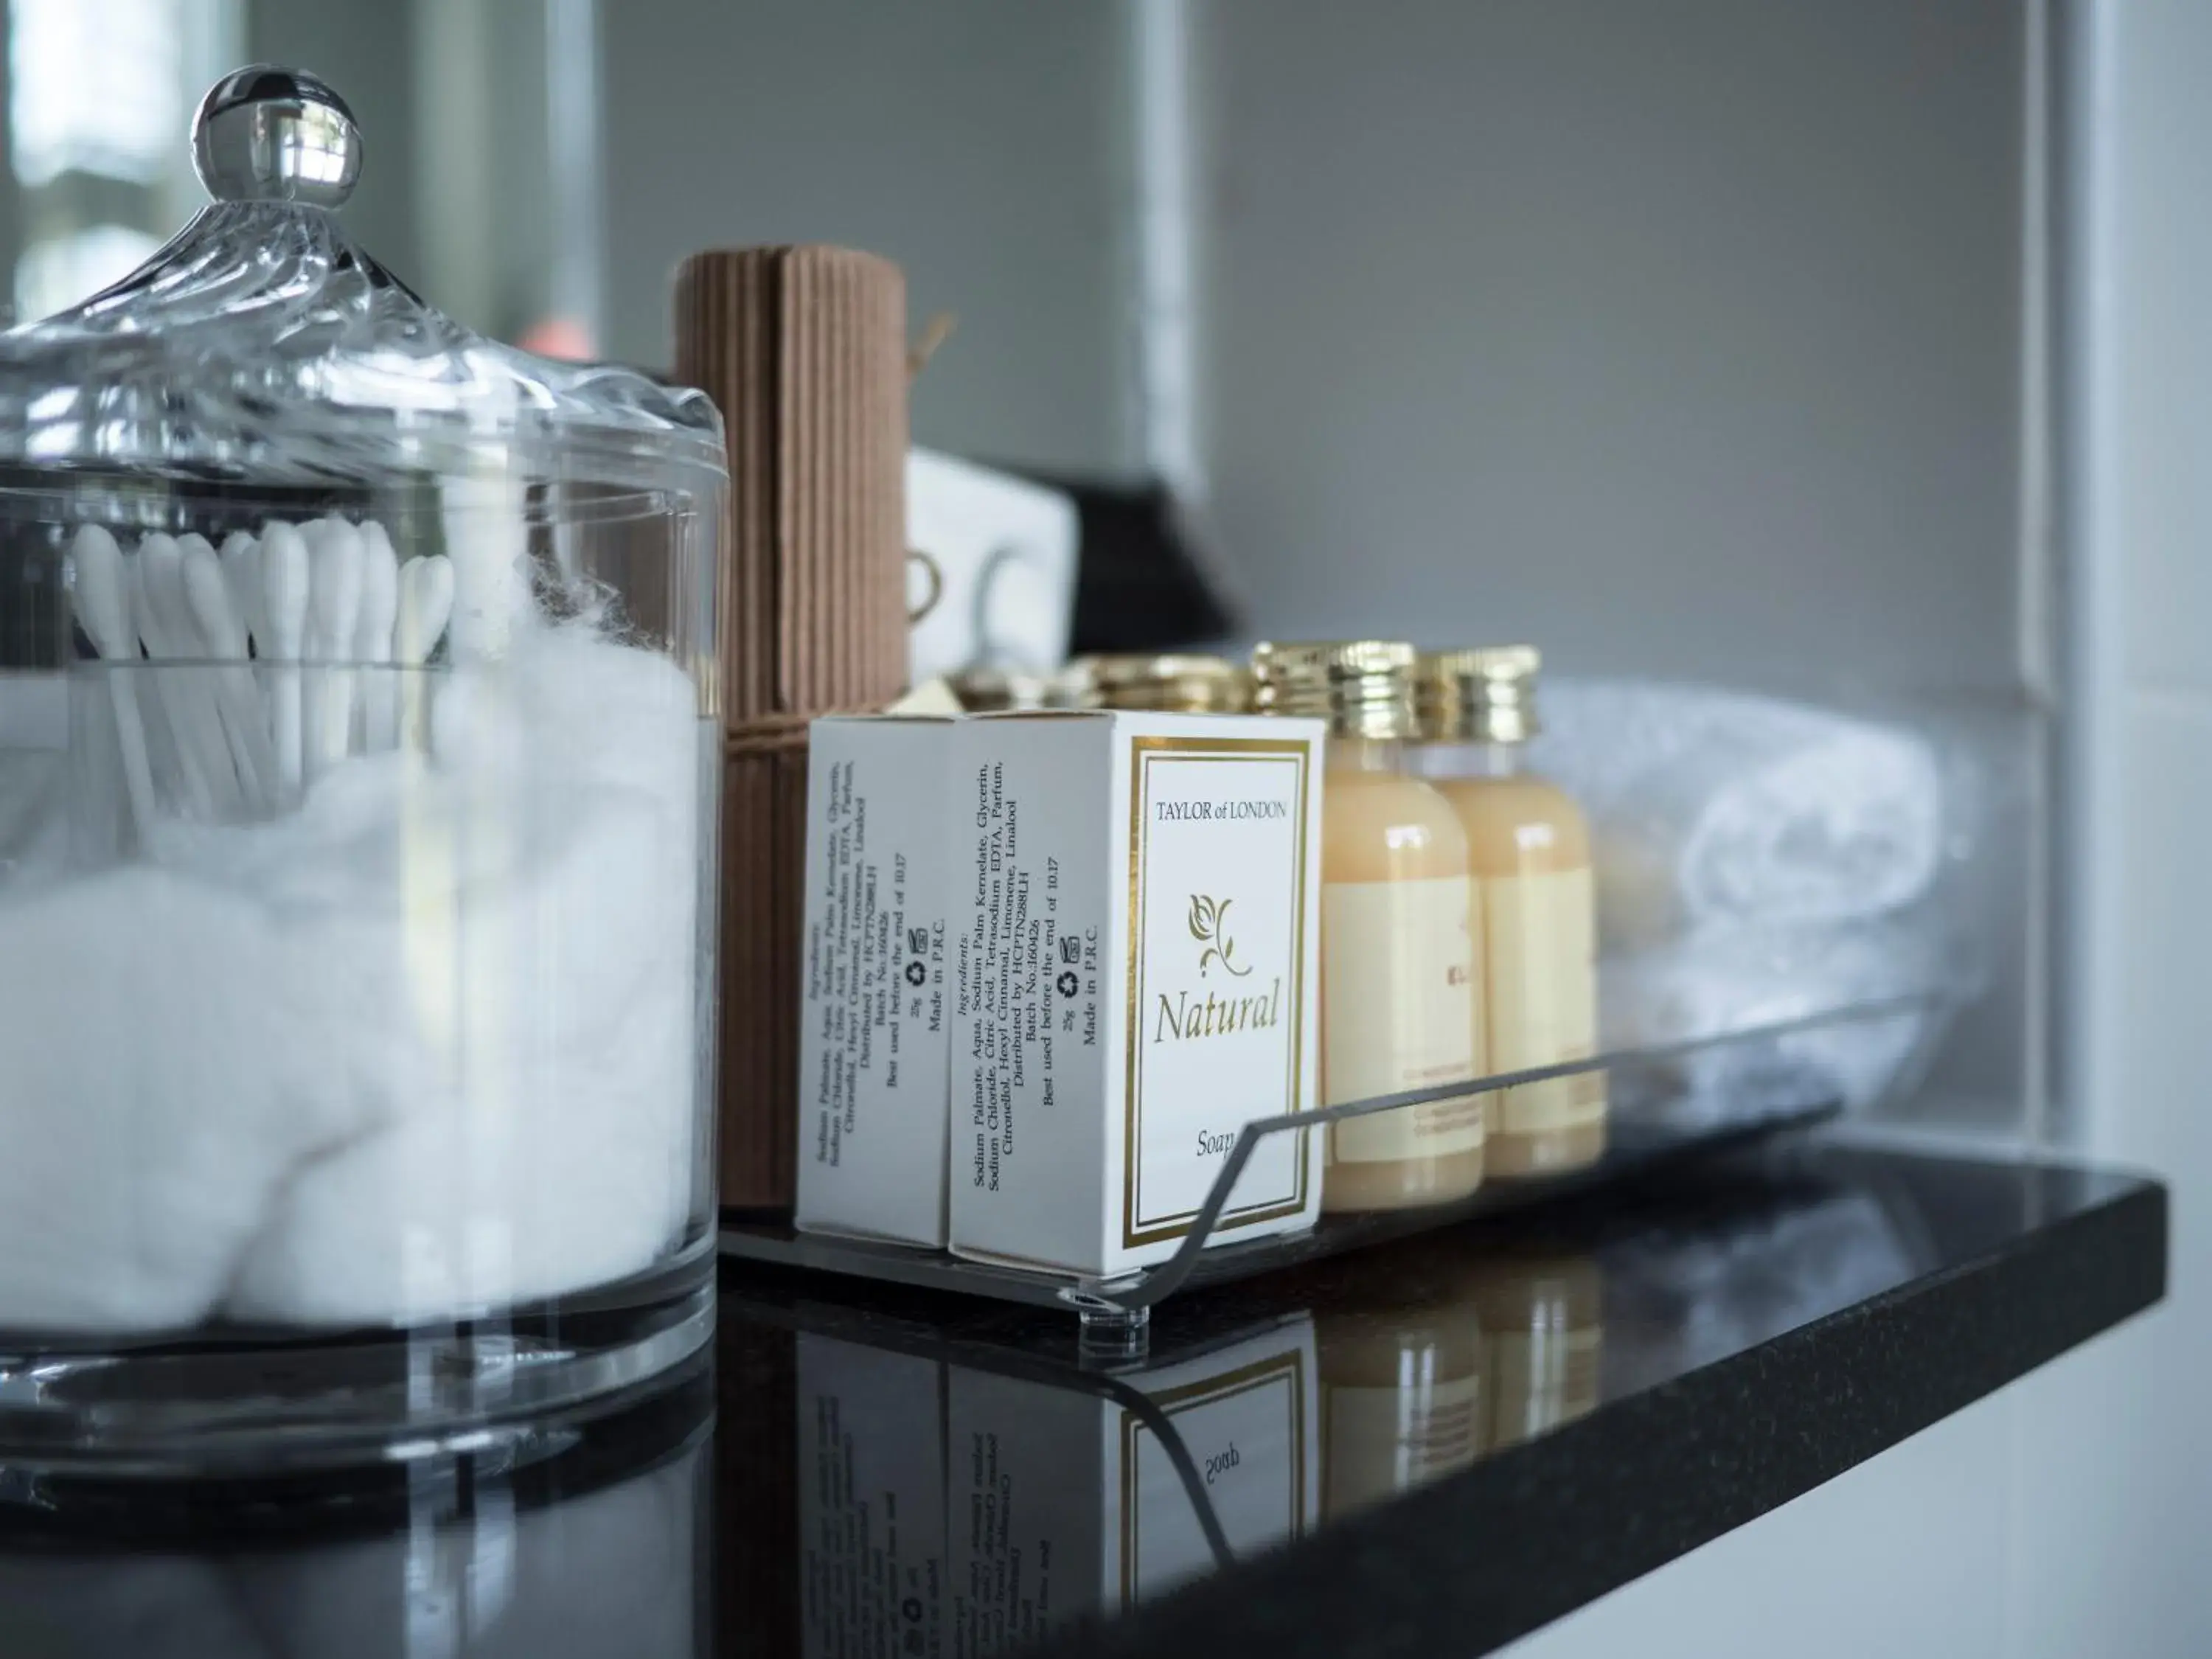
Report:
806,758,947,1168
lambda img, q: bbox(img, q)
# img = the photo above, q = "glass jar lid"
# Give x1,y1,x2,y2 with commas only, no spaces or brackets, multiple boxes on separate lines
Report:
0,66,725,497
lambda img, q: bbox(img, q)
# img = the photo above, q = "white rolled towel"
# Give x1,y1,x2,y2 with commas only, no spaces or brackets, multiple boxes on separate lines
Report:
1601,919,1952,1116
1533,680,1946,945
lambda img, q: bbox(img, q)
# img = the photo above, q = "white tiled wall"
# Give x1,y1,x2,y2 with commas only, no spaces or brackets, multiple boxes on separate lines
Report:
2039,0,2211,1646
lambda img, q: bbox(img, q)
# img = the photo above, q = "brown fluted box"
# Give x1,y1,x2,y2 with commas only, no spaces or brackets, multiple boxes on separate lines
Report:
674,246,908,1210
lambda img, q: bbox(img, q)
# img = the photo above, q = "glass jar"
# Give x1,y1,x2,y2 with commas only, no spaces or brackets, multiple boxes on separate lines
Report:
1413,648,1605,1175
0,68,725,1467
1252,641,1484,1211
1060,652,1250,712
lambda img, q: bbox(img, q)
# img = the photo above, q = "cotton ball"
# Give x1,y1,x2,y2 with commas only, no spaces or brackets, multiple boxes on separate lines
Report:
0,867,380,1329
504,625,702,798
226,926,697,1324
0,751,67,882
0,624,706,1335
430,667,530,782
226,674,701,1326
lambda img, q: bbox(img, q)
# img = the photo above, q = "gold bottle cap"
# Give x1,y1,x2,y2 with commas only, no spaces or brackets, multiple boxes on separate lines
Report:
1250,640,1419,739
1417,645,1543,743
1062,653,1250,713
947,667,1051,712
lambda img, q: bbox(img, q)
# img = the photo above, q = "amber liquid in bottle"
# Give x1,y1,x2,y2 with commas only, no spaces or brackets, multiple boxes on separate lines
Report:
1425,744,1605,1175
1318,736,1487,1211
1414,645,1604,1178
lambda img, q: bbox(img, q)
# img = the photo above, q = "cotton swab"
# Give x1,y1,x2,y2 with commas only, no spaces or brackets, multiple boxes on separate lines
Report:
394,553,456,751
72,516,444,830
117,541,187,813
69,526,158,846
131,535,225,819
168,534,268,802
219,531,263,651
305,517,364,781
396,554,456,667
218,529,271,772
181,535,279,813
147,533,248,815
355,521,400,754
260,521,310,799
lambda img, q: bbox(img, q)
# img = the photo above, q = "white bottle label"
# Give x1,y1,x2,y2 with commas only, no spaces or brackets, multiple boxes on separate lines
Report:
1321,876,1484,1163
1479,867,1603,1136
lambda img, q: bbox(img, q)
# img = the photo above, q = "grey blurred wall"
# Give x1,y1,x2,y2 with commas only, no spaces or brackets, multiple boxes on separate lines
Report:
249,0,2028,705
597,0,1136,476
1197,0,2028,703
246,0,421,289
251,0,558,342
409,0,554,342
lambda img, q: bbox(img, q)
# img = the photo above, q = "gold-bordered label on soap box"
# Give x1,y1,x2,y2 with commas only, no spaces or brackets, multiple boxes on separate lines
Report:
1123,736,1313,1248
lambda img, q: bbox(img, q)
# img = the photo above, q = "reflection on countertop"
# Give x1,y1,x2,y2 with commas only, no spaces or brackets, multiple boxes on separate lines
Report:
0,1142,2163,1659
0,1360,712,1659
714,1140,2154,1656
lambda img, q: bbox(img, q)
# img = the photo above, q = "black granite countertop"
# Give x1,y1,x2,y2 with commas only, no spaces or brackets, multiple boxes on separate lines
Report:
0,1138,2165,1658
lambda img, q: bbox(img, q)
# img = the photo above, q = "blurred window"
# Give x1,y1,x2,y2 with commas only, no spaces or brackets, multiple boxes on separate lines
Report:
8,0,234,320
13,223,161,320
13,0,181,187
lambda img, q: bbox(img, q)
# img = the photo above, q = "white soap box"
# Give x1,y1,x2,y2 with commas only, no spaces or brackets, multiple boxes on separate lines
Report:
793,713,959,1248
950,710,1326,1279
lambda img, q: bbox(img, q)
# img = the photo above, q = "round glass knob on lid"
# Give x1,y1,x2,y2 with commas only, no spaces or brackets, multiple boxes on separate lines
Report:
191,64,363,209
